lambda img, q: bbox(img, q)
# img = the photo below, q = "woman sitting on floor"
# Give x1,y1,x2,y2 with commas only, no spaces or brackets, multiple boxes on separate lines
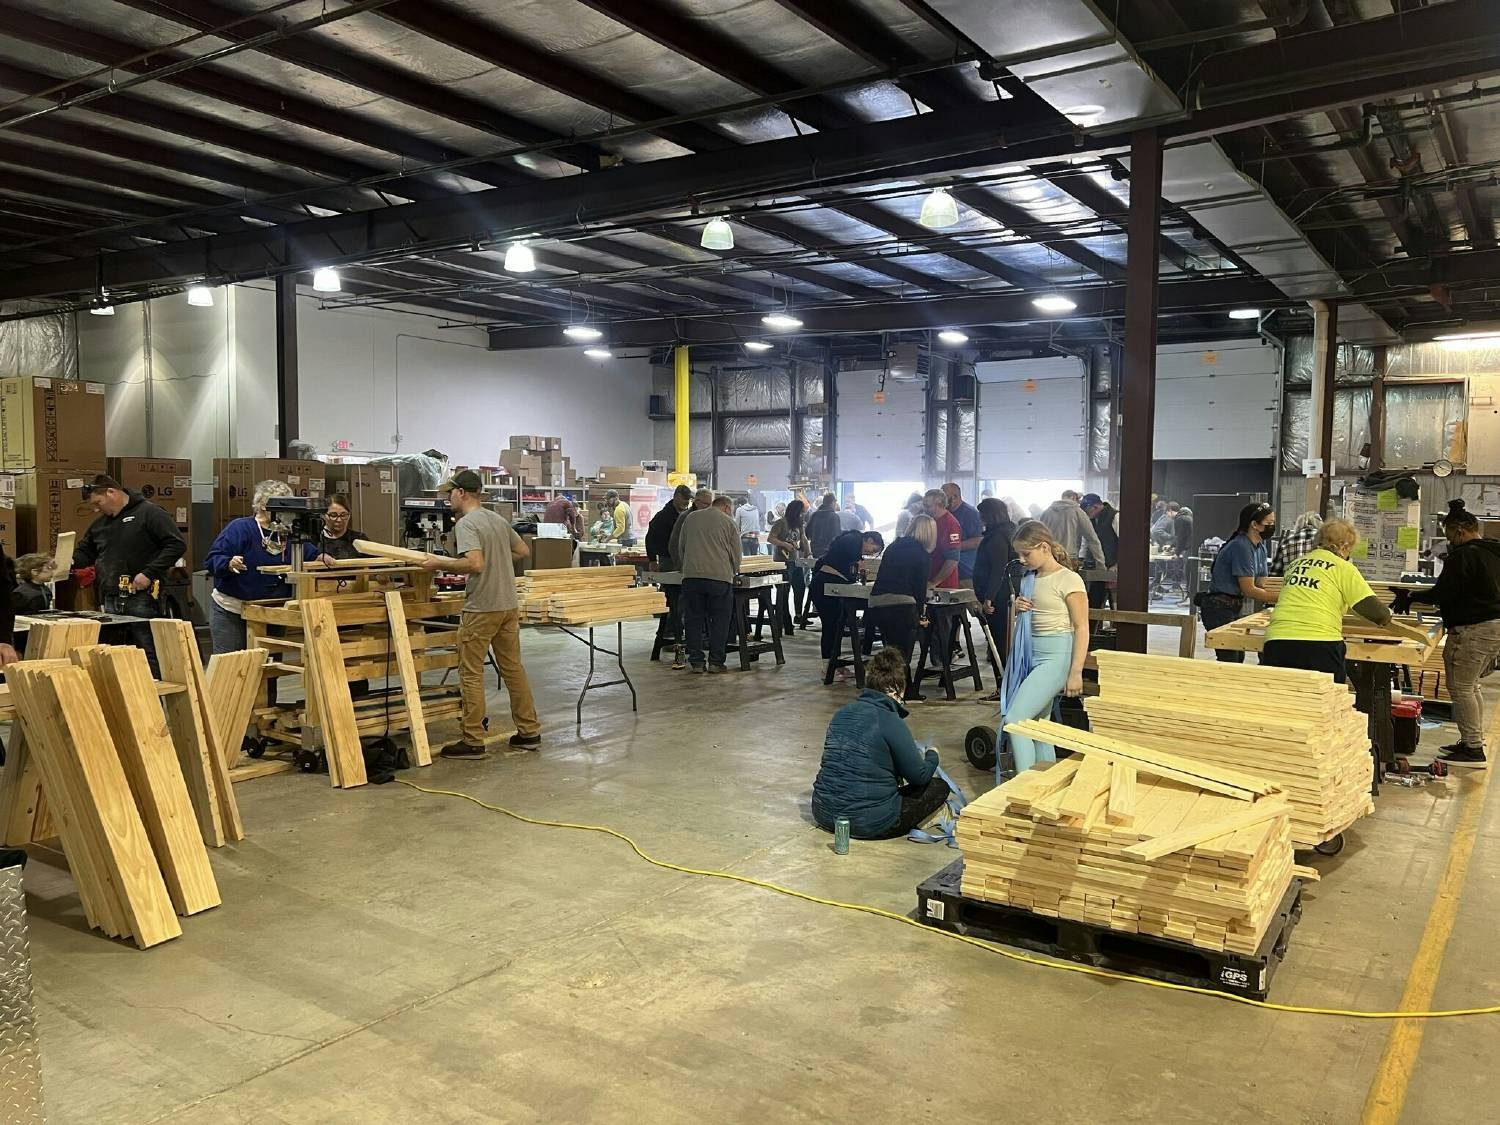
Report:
811,647,951,840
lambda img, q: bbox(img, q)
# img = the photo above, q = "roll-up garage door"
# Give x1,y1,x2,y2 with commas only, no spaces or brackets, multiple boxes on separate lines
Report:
1154,339,1280,459
835,368,925,481
975,356,1086,479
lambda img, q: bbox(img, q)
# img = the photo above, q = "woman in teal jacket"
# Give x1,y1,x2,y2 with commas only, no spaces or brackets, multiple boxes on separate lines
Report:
811,648,950,839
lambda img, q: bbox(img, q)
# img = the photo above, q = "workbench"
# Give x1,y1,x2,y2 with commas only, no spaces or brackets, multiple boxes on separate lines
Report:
823,585,982,700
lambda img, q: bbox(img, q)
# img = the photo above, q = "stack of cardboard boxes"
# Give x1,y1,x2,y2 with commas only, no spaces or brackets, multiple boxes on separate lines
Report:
500,435,578,487
211,458,326,529
107,457,194,564
323,463,400,544
0,376,108,555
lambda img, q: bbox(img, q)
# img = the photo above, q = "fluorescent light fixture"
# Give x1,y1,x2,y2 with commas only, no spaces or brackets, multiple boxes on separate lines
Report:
583,347,613,360
187,285,214,307
937,329,969,345
700,217,734,250
744,340,773,352
918,186,959,229
1031,294,1076,314
89,302,114,316
312,267,341,293
1433,330,1500,341
1228,308,1260,320
761,312,803,330
503,241,536,272
563,325,603,342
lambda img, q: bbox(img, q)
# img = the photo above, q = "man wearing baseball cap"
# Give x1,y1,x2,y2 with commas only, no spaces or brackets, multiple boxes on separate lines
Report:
420,469,541,757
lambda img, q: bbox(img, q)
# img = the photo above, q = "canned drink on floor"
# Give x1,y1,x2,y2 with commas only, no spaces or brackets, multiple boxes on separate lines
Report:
834,817,851,855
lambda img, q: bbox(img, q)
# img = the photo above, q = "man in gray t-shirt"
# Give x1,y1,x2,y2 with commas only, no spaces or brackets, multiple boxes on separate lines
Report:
422,470,540,757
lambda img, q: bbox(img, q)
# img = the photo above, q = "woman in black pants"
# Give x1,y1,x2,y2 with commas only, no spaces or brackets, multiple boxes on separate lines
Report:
974,498,1018,699
810,529,884,677
767,499,808,635
868,515,934,681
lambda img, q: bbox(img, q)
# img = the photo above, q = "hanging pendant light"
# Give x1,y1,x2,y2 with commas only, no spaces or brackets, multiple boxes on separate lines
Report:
918,186,959,229
312,267,341,293
187,285,215,307
700,217,734,250
504,241,536,273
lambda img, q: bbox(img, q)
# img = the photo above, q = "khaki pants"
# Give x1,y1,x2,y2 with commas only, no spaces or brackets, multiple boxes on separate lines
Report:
457,609,540,743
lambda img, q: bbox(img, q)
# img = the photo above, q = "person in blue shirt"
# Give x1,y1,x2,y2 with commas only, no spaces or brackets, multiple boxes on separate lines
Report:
943,481,984,583
811,647,950,839
1200,501,1280,662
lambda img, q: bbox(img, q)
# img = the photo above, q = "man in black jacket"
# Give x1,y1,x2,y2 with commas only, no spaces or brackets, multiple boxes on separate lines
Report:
1081,493,1119,614
645,484,694,660
72,473,186,674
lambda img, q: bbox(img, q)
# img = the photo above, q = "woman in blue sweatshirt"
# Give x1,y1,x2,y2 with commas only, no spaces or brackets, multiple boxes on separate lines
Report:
204,481,328,654
811,648,950,839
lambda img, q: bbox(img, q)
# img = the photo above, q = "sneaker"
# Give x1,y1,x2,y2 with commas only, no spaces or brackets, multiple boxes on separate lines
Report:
690,664,706,674
1438,745,1487,767
1437,740,1467,754
508,732,541,750
707,664,729,675
440,740,486,760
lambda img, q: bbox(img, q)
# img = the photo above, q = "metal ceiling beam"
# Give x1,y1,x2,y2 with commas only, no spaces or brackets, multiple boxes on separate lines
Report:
1347,245,1500,297
0,169,252,236
403,252,703,317
569,237,788,306
737,214,966,294
1322,106,1429,257
821,199,1045,289
375,1,729,155
1036,169,1200,272
484,275,1287,348
0,6,536,190
951,186,1123,280
643,223,893,303
336,271,543,324
1426,96,1494,250
572,0,859,132
0,60,445,205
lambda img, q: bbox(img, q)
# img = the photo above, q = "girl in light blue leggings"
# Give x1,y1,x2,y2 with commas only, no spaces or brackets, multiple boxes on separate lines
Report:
1004,520,1091,772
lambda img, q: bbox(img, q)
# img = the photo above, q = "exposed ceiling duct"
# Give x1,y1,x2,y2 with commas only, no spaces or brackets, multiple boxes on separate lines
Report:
925,0,1400,344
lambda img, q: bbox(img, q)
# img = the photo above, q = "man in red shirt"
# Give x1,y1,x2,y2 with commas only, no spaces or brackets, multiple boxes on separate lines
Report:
922,489,962,589
542,494,583,537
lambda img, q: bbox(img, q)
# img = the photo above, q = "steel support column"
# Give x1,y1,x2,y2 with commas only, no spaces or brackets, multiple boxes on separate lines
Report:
1316,304,1340,517
1114,130,1164,655
1369,345,1387,472
674,345,690,476
275,275,299,457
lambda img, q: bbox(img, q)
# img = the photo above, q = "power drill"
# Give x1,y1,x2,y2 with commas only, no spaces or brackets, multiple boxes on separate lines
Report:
118,574,161,600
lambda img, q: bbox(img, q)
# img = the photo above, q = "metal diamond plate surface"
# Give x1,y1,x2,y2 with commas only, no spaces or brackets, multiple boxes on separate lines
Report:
0,866,44,1123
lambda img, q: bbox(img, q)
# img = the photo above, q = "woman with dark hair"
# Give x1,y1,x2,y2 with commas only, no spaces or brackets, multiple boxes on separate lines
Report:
810,528,885,675
1405,499,1500,766
807,492,843,560
811,647,951,840
317,494,366,561
1199,501,1279,662
974,497,1018,698
768,498,808,634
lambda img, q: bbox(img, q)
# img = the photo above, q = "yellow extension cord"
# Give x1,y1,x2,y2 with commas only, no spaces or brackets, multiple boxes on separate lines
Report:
395,778,1500,1021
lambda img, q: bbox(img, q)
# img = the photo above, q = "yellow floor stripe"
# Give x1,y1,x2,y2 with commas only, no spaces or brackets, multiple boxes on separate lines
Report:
1361,761,1491,1123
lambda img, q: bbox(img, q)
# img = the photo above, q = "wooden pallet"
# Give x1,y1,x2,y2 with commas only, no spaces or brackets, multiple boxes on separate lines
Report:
961,733,1299,956
1083,651,1374,848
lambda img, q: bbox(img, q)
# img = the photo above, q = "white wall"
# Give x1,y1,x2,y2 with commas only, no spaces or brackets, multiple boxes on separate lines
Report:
282,293,654,468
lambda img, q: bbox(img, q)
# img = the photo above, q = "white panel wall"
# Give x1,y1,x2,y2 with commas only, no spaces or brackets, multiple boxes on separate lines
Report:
976,356,1086,480
290,295,654,468
835,369,925,481
1153,339,1280,460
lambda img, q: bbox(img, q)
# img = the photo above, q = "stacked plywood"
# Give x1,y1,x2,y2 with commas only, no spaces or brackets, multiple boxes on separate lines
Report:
8,646,226,948
738,555,783,575
1084,651,1373,848
517,566,661,623
959,720,1297,954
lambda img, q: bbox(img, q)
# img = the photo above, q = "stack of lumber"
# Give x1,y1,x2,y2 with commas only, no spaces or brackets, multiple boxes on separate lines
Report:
959,719,1298,954
738,555,783,576
8,646,226,948
516,566,661,623
1413,635,1450,702
1084,651,1373,848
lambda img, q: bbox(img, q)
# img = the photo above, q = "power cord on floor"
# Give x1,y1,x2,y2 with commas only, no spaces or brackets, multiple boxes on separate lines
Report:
393,778,1500,1021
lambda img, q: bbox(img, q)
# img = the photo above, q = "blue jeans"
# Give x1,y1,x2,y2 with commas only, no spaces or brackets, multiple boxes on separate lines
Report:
781,559,806,629
1005,632,1075,772
209,599,248,653
100,588,163,679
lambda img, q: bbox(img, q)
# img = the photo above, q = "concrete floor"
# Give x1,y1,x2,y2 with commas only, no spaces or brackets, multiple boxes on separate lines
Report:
23,620,1499,1124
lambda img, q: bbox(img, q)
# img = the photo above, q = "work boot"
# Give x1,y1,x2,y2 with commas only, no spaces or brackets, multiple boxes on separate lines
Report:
440,740,486,760
707,664,729,674
508,732,541,750
1438,745,1487,767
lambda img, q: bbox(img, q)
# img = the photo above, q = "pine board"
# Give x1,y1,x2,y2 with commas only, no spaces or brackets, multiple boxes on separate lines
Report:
385,591,431,767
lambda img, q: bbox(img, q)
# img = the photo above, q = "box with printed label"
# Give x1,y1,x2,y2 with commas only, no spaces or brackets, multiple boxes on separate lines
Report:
324,464,399,545
109,456,194,567
0,495,15,558
213,457,326,529
13,469,105,554
0,377,108,471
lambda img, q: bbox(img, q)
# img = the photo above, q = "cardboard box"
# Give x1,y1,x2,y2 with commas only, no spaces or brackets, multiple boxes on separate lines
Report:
213,457,326,529
596,464,642,484
0,377,107,471
529,536,575,571
14,468,104,554
108,456,193,528
326,464,400,545
0,495,16,559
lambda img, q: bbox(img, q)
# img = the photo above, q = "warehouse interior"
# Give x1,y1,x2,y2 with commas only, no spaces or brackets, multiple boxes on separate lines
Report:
0,0,1499,1121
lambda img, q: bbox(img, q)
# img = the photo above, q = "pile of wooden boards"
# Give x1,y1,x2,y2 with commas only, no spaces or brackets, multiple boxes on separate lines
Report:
5,637,242,948
959,718,1299,954
1083,651,1373,848
738,555,783,575
517,565,664,624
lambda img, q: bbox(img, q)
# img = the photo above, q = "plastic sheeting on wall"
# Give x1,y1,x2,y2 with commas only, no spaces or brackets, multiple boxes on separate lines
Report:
799,414,825,475
718,365,791,412
1090,399,1112,474
654,366,714,413
1283,334,1376,385
1386,343,1500,379
1091,344,1113,396
1386,382,1466,465
932,409,948,474
1280,388,1369,472
0,308,76,380
956,403,975,472
797,360,825,406
690,419,713,476
723,415,792,453
1280,391,1310,472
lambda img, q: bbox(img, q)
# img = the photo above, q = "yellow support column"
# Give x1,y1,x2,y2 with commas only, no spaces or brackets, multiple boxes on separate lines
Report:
674,344,690,476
